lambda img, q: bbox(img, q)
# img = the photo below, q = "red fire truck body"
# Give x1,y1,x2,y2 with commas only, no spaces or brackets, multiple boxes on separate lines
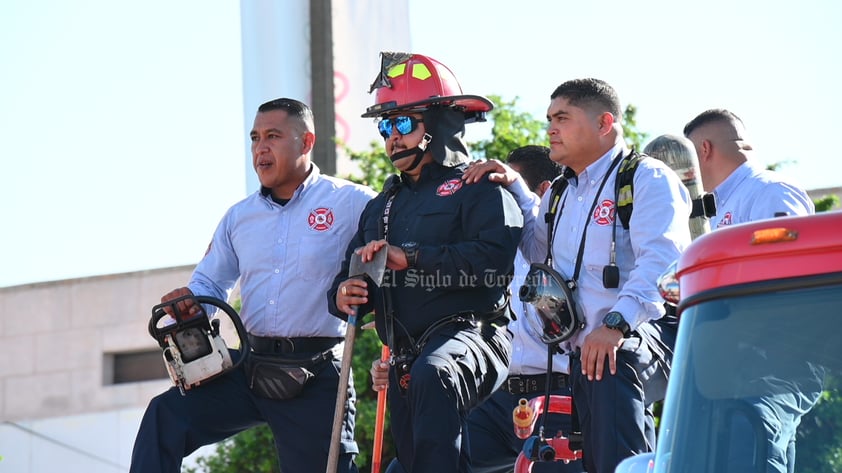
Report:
617,211,842,473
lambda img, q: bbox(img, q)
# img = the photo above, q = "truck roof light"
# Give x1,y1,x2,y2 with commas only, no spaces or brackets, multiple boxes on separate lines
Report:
751,228,798,245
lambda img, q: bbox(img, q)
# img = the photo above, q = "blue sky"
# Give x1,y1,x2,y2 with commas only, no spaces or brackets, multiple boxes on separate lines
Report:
1,0,840,288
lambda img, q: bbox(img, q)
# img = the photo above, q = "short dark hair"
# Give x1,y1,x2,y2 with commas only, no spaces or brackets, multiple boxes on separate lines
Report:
550,78,621,118
683,108,744,137
506,145,562,192
258,98,315,131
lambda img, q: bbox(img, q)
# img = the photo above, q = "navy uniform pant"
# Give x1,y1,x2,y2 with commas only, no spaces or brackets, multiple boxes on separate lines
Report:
387,321,511,473
569,329,667,473
129,351,358,473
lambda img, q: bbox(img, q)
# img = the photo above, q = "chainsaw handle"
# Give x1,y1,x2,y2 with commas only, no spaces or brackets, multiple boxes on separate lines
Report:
148,294,204,334
148,295,251,365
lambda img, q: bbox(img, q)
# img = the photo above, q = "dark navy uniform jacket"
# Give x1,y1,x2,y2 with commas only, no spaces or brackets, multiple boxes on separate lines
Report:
328,162,523,345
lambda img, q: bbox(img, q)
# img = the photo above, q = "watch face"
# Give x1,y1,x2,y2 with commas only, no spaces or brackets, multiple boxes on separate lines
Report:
604,311,623,327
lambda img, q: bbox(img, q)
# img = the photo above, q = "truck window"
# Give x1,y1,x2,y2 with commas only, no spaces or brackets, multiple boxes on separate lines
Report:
655,278,841,473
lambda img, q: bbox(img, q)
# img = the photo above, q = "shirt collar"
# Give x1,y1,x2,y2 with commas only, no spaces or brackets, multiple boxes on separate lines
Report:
713,161,753,207
400,161,452,187
576,143,627,186
259,163,321,202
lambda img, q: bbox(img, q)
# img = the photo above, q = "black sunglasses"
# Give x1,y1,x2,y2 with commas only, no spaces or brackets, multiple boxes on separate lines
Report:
377,116,423,139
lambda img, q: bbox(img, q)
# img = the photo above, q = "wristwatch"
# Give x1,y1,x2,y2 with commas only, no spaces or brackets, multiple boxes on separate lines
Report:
401,241,419,268
602,311,631,337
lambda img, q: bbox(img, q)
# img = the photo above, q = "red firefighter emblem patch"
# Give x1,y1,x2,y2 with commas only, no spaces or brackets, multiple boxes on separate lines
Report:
308,207,334,231
717,211,733,228
399,373,411,391
436,179,463,196
593,199,616,226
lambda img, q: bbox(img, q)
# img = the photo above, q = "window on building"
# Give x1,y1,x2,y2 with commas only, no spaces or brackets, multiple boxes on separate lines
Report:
104,350,168,384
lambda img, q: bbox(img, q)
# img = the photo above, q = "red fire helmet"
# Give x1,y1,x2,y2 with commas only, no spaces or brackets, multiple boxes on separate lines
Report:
362,52,493,121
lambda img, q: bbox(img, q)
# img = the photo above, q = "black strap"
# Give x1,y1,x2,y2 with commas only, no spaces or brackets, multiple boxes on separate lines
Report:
379,179,402,353
247,335,342,355
690,192,717,218
544,169,572,266
544,152,624,279
379,175,401,238
614,151,642,230
571,152,624,281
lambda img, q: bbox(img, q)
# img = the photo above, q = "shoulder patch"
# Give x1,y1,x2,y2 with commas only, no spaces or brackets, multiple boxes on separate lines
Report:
436,179,463,196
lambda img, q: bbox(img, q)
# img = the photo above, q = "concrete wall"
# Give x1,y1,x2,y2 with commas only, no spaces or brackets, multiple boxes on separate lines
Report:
0,266,194,422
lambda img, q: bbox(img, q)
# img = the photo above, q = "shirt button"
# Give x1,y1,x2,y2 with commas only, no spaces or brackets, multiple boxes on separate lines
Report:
274,269,280,273
277,239,283,244
269,300,275,305
577,196,583,202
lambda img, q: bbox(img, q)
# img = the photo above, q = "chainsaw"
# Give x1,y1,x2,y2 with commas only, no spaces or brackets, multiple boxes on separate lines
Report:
148,295,249,395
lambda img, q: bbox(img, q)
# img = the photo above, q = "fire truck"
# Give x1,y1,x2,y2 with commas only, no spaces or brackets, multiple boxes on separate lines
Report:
616,210,842,472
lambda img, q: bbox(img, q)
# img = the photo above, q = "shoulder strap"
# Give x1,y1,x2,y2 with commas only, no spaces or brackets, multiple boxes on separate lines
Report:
543,174,570,264
615,151,643,230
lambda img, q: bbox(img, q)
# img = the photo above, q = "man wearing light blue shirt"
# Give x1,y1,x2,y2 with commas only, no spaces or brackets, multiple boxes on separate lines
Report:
130,98,375,473
684,108,818,473
464,78,692,473
683,108,814,227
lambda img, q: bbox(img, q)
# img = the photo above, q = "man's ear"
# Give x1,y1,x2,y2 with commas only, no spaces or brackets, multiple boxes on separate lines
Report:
536,180,552,198
597,112,615,134
700,138,713,161
301,131,316,155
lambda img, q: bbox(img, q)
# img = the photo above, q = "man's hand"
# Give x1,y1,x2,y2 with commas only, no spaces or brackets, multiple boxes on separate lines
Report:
580,325,625,381
160,287,201,319
370,357,390,392
336,277,369,316
357,239,408,270
462,159,520,187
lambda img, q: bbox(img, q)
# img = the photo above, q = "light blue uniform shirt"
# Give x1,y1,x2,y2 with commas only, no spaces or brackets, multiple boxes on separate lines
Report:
712,161,814,227
188,164,376,338
508,250,571,375
512,144,692,351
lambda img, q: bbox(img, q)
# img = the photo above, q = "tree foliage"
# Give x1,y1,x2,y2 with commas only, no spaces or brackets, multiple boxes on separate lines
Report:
814,195,840,212
471,95,547,160
622,104,648,151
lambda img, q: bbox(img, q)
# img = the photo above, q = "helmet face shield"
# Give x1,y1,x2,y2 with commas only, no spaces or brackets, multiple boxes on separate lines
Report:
519,263,584,344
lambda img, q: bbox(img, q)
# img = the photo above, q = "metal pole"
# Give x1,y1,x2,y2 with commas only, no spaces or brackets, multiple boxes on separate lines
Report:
309,0,337,175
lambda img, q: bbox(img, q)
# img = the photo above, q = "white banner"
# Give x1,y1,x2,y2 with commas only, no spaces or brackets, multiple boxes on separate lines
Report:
239,0,410,190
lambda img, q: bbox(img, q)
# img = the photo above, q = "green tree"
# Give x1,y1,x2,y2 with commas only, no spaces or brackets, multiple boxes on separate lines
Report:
342,140,393,191
794,375,842,473
185,427,279,473
622,104,647,151
471,95,547,160
471,97,647,158
814,194,840,212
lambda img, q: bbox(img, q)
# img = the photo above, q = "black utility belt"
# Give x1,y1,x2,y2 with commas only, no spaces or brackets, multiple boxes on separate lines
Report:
503,372,569,396
247,334,342,355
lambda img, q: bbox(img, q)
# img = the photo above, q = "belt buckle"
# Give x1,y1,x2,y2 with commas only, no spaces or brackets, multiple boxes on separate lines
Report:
507,376,526,394
274,338,295,353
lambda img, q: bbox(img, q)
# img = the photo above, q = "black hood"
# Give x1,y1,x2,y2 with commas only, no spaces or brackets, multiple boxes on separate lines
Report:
422,107,472,167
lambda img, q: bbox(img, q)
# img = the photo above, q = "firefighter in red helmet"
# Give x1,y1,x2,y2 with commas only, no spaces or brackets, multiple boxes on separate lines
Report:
329,52,523,472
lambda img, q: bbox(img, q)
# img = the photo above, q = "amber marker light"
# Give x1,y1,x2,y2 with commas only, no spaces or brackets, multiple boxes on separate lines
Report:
750,228,799,245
